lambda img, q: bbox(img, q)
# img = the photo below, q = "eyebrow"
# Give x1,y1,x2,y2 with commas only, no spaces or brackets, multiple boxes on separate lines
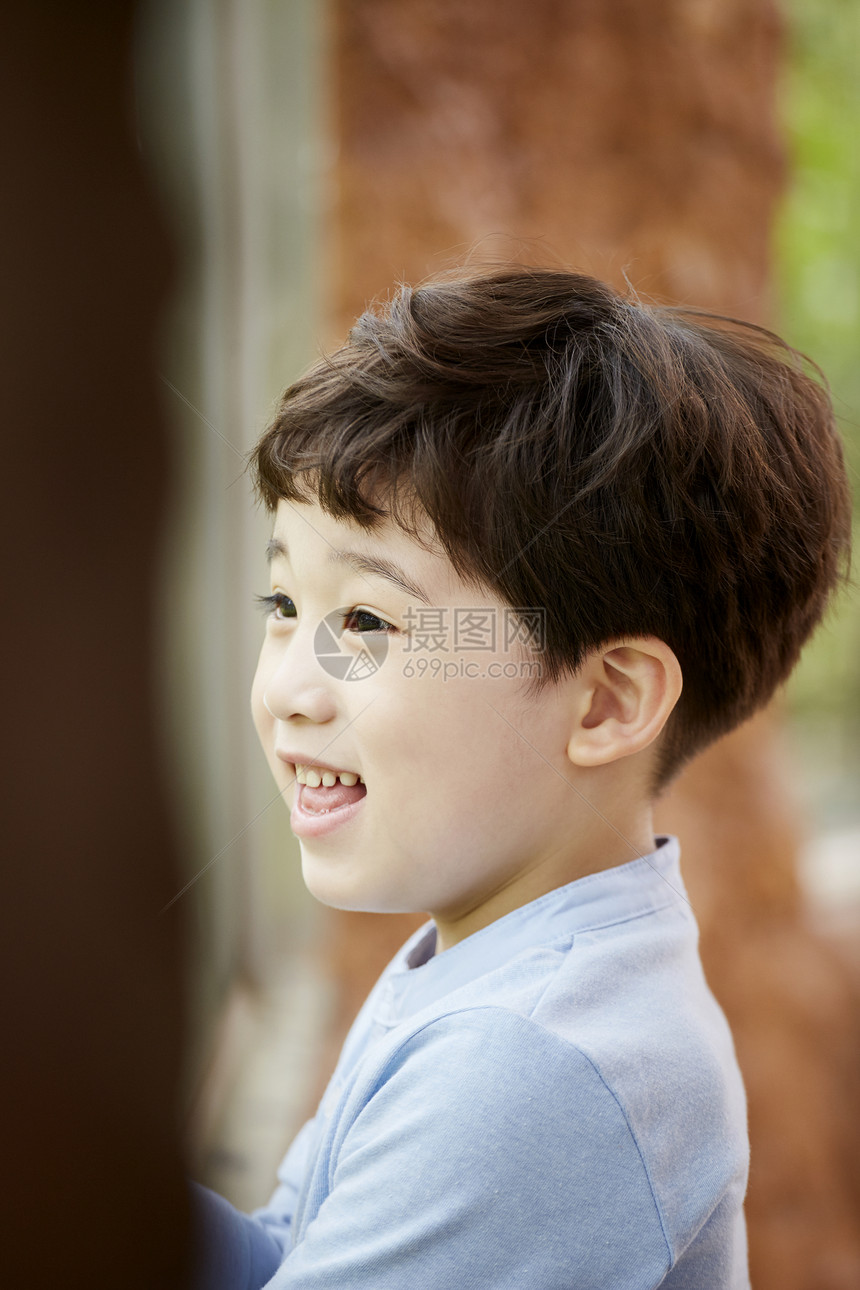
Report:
266,537,433,606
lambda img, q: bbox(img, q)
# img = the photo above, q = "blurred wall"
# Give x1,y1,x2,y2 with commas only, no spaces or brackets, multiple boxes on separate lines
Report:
137,0,326,1114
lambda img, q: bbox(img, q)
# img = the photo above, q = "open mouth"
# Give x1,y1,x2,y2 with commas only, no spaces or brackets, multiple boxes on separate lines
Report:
291,762,368,817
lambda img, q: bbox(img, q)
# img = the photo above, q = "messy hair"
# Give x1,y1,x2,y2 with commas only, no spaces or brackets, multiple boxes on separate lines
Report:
251,266,852,788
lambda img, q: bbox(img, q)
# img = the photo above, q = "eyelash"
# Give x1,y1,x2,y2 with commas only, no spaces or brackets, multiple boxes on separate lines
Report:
253,592,397,635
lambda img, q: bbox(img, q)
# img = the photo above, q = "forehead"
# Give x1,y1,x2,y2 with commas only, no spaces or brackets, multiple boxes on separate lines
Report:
269,497,492,606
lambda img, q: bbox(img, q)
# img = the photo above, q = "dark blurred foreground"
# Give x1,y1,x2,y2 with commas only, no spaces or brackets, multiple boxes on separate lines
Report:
0,5,190,1286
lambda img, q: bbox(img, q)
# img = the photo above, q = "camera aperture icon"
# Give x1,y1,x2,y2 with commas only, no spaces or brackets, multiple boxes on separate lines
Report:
313,610,389,681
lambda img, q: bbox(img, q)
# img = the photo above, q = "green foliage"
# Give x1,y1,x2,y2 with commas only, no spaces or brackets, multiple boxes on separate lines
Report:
775,0,860,821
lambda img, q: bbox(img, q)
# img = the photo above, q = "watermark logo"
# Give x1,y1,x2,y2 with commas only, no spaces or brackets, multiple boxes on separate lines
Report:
313,610,390,681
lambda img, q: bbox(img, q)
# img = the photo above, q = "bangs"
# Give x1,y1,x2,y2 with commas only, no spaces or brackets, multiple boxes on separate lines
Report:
250,344,513,586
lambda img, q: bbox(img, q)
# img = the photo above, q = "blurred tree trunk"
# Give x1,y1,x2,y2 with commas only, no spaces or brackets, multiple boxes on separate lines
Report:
317,3,860,1286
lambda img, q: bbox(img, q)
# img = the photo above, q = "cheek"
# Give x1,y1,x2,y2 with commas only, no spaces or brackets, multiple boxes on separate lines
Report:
378,681,513,806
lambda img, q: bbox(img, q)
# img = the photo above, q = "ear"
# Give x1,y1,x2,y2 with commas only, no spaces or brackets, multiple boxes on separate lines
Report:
566,638,682,768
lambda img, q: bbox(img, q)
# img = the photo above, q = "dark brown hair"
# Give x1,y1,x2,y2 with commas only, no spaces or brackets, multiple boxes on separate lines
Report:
251,266,852,788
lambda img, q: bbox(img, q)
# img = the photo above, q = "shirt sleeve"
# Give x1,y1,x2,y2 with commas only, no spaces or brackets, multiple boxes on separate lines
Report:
267,1007,673,1289
191,1117,319,1290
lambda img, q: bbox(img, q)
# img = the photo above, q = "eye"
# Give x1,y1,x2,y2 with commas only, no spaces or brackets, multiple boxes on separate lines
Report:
254,592,296,620
342,608,397,635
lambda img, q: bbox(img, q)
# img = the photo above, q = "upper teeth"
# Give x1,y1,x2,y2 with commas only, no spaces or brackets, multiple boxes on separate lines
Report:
295,764,364,788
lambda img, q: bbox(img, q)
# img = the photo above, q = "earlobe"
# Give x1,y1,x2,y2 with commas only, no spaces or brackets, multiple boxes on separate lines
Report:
566,639,682,768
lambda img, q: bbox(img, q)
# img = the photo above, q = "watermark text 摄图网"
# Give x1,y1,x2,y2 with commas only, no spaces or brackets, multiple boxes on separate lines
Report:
401,606,546,654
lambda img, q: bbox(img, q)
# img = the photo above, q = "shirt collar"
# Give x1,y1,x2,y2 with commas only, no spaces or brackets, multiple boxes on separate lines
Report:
376,836,688,1025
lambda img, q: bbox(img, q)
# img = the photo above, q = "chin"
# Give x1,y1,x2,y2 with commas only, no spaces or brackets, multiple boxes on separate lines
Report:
299,858,415,916
300,856,370,913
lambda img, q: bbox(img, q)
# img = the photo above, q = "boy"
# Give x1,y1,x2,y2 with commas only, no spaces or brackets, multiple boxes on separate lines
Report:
192,267,851,1288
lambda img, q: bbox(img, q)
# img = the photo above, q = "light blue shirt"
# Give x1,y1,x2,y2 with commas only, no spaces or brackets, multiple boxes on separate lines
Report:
193,836,750,1288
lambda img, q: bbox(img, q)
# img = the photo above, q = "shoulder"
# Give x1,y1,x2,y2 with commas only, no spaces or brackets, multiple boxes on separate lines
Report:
342,1006,667,1222
370,1003,625,1105
323,1007,673,1286
348,990,747,1264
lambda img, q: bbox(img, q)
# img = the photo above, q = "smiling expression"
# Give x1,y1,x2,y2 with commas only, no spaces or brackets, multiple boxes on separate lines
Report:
251,496,608,948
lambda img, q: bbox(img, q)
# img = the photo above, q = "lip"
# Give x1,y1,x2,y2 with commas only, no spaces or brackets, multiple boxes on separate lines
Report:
289,779,367,839
274,750,367,839
275,749,360,778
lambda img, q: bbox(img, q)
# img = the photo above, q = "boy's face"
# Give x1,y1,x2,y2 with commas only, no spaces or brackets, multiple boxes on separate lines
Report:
251,497,598,947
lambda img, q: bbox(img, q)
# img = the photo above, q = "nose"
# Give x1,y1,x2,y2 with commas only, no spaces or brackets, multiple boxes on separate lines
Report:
261,626,337,725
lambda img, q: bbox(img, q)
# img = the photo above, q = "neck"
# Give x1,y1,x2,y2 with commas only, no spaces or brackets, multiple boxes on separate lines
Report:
433,796,657,953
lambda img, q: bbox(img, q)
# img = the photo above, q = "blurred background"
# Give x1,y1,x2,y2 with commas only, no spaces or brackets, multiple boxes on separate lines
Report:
136,2,859,1286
